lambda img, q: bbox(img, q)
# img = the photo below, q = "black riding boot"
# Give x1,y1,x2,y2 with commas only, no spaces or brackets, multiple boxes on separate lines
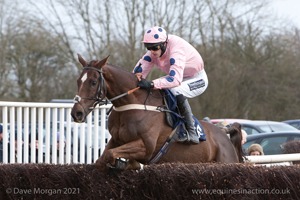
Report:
176,94,199,144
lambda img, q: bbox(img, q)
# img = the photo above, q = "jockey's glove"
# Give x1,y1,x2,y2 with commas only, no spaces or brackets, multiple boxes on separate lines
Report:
137,78,154,90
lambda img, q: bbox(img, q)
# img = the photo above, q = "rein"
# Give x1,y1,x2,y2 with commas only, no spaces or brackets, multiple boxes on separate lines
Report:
109,87,140,102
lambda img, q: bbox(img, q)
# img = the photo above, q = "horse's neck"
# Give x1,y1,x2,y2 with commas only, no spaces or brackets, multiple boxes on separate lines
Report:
103,65,163,107
103,65,139,105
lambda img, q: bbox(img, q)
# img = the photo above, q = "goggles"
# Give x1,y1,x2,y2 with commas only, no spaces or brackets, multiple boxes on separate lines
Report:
146,45,161,51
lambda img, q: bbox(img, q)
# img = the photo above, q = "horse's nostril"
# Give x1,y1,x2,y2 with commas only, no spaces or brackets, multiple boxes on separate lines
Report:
71,110,84,122
76,111,83,118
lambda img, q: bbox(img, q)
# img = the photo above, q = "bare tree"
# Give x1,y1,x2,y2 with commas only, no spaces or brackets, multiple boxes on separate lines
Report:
26,0,115,62
0,0,23,99
4,18,77,101
2,0,300,121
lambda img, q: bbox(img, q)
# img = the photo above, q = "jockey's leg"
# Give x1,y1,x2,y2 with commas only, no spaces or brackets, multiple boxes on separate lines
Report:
176,94,199,144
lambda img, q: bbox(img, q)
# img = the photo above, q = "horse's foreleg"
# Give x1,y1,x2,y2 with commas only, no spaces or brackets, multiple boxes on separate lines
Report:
109,138,147,165
95,139,117,171
96,138,147,170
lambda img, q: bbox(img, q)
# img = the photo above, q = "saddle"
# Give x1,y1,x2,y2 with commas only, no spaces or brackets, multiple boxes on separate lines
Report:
161,89,206,142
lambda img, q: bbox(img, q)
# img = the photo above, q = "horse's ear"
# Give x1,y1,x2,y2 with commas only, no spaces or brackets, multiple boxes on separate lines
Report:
95,55,110,68
78,54,87,67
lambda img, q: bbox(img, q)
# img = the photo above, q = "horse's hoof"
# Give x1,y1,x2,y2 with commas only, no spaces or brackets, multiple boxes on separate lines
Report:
107,158,128,170
116,158,128,169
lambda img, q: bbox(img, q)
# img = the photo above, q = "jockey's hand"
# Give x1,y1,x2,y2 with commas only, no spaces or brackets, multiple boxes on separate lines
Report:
135,73,143,81
137,78,154,90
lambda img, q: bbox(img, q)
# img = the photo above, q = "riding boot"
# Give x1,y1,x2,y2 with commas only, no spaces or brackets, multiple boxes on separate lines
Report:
176,94,199,144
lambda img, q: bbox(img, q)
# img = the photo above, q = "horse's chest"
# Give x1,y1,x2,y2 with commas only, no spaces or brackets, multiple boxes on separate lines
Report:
108,116,138,143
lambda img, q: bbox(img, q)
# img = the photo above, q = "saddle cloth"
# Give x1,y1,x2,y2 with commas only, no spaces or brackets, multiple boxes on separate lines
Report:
162,89,206,141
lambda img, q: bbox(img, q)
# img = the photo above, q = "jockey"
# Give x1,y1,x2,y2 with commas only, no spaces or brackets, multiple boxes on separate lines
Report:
133,26,208,144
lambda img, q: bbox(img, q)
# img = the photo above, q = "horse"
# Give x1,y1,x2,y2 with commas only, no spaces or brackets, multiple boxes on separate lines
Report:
71,54,243,171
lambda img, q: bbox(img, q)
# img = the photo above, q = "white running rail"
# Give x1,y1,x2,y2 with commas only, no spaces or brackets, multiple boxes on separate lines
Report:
0,101,111,164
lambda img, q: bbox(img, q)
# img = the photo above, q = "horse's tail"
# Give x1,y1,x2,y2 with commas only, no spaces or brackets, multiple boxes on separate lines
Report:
226,122,244,163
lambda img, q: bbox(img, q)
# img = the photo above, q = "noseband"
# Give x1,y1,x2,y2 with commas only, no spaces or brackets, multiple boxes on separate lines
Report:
74,66,108,112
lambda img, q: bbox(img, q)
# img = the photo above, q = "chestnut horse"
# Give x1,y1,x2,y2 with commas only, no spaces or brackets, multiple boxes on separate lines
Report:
71,55,243,171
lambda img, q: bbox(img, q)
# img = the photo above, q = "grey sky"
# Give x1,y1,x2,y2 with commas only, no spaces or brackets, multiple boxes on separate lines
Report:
271,0,300,27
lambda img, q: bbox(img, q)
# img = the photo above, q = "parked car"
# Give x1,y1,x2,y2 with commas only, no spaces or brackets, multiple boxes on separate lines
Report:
211,119,299,135
282,119,300,130
210,118,251,125
239,120,300,135
243,131,300,155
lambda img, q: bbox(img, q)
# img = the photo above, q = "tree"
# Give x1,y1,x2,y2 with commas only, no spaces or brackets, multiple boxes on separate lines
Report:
4,18,77,101
2,0,300,121
0,0,23,99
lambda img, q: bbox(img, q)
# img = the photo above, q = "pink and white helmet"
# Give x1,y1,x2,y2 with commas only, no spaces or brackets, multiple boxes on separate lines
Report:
142,26,168,44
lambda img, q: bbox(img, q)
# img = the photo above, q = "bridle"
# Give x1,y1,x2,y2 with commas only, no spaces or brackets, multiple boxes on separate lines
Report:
73,66,140,114
73,66,108,113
